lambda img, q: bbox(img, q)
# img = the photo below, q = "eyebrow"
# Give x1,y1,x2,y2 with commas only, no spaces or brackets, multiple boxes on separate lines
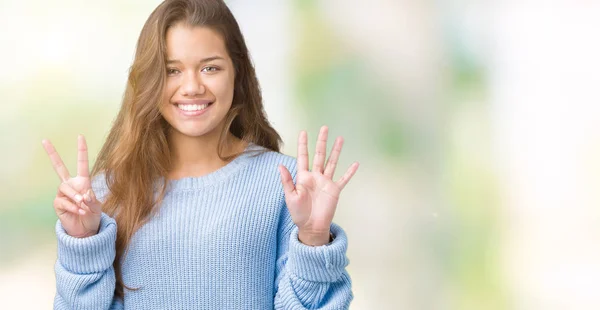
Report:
166,56,224,65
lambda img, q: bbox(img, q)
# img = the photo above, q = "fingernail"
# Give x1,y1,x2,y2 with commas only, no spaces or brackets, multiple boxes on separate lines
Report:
84,194,91,203
78,209,86,215
75,194,82,202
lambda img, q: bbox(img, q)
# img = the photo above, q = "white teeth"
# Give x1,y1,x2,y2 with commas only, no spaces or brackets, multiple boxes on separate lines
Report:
177,103,209,111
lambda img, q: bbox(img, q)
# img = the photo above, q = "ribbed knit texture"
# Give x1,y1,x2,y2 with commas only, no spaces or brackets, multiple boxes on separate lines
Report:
53,143,353,309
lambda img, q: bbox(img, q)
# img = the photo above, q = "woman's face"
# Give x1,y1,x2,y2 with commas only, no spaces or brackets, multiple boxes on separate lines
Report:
160,23,235,139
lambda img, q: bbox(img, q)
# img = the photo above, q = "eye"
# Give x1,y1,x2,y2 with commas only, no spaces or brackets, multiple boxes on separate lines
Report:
201,66,219,73
166,68,180,76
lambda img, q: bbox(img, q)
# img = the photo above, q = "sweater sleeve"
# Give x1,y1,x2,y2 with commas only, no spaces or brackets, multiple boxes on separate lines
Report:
53,212,123,310
273,204,354,309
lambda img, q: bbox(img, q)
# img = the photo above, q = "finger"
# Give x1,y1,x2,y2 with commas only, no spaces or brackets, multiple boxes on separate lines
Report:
58,182,83,204
336,162,359,190
312,125,328,173
324,136,344,179
77,134,89,178
42,139,71,182
54,196,80,215
297,131,309,172
278,165,296,196
80,191,92,211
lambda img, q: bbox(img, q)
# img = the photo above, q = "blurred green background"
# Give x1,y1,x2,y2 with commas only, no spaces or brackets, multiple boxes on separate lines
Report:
1,0,600,309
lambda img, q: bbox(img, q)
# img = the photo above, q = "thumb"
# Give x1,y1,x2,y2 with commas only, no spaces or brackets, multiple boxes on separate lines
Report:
84,189,102,214
278,165,295,197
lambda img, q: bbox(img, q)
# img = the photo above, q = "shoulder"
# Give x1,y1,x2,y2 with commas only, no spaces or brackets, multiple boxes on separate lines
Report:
245,144,298,179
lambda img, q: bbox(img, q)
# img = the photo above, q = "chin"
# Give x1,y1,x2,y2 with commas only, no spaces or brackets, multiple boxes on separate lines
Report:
170,121,226,138
173,126,215,138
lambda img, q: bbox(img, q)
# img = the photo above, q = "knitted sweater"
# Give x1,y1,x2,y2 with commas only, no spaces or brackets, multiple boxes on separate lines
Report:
53,143,353,309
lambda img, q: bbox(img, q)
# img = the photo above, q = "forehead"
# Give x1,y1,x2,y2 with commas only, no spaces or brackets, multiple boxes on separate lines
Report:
165,24,228,59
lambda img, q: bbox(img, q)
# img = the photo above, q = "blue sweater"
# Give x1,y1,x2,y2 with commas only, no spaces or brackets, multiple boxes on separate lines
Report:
53,143,353,309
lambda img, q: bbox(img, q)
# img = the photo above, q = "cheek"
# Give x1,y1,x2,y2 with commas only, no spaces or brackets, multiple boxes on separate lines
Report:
208,74,235,103
159,83,176,117
163,81,177,102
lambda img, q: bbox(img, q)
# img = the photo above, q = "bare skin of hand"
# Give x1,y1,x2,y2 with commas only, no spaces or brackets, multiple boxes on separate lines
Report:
279,126,359,246
42,135,102,238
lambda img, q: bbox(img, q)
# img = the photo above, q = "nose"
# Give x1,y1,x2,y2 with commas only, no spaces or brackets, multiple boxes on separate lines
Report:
180,71,206,97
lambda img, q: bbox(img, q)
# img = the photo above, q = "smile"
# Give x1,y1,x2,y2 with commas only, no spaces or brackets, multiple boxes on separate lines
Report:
174,101,213,117
177,103,210,111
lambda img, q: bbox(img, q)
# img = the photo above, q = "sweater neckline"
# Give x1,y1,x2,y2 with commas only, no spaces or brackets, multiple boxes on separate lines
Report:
165,142,261,191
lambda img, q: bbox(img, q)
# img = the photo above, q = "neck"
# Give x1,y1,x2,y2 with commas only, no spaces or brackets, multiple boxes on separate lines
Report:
167,127,247,180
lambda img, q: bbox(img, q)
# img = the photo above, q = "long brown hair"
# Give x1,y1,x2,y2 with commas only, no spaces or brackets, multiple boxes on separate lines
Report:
91,0,282,300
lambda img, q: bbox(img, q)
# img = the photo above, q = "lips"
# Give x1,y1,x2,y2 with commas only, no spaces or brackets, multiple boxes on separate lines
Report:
172,99,213,116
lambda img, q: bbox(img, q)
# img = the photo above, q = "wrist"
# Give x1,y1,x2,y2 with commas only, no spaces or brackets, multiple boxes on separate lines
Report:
70,229,98,239
298,230,333,246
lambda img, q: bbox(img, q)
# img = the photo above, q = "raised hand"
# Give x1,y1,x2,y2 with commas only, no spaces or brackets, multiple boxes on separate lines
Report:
42,135,102,238
278,126,359,246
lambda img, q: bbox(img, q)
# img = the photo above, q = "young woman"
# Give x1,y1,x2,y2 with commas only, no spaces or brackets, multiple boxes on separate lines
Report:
42,0,358,309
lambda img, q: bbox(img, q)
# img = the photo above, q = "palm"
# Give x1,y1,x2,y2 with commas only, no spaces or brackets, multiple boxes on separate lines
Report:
43,135,102,238
279,126,359,241
287,170,341,232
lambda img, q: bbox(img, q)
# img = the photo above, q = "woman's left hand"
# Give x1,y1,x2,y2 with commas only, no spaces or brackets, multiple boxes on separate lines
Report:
278,126,359,246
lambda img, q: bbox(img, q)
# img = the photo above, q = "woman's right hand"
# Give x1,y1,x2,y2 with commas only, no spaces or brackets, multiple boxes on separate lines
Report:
42,135,103,238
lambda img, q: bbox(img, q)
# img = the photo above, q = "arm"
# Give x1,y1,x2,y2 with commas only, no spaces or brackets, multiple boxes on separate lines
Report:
275,127,359,309
42,137,122,309
53,213,122,310
274,207,353,309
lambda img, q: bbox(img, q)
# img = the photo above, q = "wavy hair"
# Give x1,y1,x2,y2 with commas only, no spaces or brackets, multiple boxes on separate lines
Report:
91,0,282,300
